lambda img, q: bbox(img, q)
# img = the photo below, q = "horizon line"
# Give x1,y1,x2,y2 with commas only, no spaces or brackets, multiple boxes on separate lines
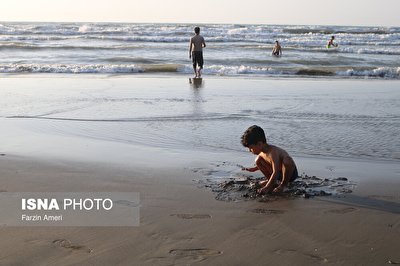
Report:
0,20,398,28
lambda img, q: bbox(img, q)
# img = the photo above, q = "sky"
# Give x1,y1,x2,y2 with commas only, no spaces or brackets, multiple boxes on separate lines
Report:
0,0,398,27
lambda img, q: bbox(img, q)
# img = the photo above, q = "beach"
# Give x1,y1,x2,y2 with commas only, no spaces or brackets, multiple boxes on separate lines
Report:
0,75,399,265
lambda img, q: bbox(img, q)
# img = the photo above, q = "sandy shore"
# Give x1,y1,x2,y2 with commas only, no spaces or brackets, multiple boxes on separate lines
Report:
0,75,399,265
0,154,399,266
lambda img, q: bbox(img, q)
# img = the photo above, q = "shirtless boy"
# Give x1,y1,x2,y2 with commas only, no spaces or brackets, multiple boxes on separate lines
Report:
272,40,282,56
241,125,298,194
189,27,206,78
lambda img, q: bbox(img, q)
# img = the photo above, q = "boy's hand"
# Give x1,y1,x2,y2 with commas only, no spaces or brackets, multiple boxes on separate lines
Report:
257,185,272,194
273,186,283,193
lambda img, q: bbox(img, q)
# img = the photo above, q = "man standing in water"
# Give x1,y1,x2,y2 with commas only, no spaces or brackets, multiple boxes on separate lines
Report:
189,27,206,78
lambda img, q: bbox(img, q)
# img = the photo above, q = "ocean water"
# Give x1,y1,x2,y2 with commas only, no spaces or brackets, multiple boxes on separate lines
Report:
0,22,399,78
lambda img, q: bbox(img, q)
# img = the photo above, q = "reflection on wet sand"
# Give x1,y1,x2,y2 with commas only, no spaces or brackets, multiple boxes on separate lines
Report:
189,77,204,89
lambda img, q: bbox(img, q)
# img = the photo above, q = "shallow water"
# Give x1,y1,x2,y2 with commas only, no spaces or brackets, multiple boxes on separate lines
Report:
1,76,399,163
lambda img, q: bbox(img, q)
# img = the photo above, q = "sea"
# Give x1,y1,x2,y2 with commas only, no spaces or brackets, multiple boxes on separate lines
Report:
0,22,399,78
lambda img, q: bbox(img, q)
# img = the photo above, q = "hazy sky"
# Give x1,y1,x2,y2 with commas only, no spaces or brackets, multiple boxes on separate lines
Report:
0,0,398,26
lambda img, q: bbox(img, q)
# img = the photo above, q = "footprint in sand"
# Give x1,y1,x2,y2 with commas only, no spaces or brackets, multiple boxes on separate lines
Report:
114,199,140,207
149,232,169,241
274,249,328,263
249,209,285,215
169,248,222,259
170,214,212,219
325,207,357,214
52,239,92,253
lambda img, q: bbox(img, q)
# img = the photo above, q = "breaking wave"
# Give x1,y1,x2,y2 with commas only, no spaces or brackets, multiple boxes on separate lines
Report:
1,63,399,79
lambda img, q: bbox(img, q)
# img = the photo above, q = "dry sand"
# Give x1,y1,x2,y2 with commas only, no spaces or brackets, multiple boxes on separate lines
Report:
0,154,399,266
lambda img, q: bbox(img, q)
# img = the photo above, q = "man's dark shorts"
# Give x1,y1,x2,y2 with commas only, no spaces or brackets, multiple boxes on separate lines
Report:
192,51,204,69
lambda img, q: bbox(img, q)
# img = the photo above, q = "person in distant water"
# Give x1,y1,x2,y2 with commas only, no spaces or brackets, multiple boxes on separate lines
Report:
189,27,206,78
327,35,338,48
241,125,298,194
272,40,282,56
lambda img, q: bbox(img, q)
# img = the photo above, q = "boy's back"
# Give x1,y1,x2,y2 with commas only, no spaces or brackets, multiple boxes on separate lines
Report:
260,144,295,169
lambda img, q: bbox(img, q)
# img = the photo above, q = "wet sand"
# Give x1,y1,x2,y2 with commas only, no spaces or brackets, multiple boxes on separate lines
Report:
0,154,399,265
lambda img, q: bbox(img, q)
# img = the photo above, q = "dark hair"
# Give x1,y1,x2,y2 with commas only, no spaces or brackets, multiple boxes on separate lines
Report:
241,125,267,147
331,35,335,39
194,27,200,34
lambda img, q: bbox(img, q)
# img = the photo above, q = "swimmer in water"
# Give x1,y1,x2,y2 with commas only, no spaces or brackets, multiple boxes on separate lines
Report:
272,40,282,56
327,36,338,48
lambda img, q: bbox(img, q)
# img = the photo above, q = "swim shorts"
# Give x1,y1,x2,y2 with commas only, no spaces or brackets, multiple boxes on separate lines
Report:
290,166,298,182
277,167,298,182
192,51,204,69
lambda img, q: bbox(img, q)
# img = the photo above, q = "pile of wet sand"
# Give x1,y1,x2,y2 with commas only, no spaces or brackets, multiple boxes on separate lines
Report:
192,163,355,202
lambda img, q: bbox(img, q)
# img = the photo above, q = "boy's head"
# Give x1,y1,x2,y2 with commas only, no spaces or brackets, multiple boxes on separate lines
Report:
241,125,267,148
194,27,200,34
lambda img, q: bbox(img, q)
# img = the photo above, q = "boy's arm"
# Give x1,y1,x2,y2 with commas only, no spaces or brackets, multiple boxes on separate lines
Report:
202,36,206,48
189,39,193,58
262,153,281,192
242,166,258,172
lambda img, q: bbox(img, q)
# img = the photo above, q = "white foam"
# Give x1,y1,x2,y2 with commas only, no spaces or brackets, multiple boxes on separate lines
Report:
0,64,144,74
78,24,91,33
337,67,400,78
